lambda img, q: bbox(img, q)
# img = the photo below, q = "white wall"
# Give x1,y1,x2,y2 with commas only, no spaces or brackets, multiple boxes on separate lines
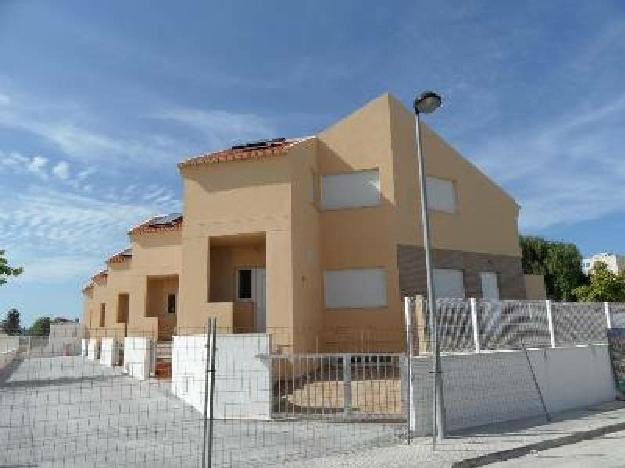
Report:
123,337,154,380
0,336,19,371
410,345,616,434
100,338,120,367
87,338,100,361
81,339,88,357
172,333,272,419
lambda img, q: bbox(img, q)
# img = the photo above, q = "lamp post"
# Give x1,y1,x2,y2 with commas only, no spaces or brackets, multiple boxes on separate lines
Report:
413,91,446,442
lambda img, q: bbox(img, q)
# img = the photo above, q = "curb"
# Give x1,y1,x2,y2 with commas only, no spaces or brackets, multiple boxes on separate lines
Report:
451,420,625,467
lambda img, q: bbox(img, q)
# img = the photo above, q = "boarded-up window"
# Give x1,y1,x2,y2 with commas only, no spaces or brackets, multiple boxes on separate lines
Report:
237,269,252,300
324,268,387,308
321,169,380,210
434,269,465,298
99,303,106,328
426,177,456,213
480,272,500,299
167,294,176,314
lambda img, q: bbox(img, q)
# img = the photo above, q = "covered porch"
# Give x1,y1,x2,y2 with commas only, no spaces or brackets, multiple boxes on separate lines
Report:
208,233,266,333
146,275,179,341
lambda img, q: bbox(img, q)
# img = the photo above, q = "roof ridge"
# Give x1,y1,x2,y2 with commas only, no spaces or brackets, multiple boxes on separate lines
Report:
178,137,309,169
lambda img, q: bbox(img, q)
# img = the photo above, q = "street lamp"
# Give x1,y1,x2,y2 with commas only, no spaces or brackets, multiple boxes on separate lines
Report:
413,90,446,442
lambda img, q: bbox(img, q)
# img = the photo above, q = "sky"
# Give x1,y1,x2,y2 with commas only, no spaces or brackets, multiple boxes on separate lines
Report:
1,1,625,325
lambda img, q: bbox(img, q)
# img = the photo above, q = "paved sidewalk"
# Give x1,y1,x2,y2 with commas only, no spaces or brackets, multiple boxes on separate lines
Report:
290,401,625,467
488,429,625,467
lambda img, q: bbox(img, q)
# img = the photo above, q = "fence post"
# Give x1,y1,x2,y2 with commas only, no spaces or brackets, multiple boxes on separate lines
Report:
605,302,613,329
343,353,352,417
202,317,217,468
546,300,556,348
470,298,480,353
403,296,414,444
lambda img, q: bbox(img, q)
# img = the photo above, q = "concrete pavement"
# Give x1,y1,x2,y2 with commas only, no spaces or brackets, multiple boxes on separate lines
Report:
289,401,625,467
2,355,625,467
488,430,625,467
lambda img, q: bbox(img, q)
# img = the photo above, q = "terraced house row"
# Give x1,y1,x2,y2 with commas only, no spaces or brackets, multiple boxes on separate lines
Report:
82,94,545,353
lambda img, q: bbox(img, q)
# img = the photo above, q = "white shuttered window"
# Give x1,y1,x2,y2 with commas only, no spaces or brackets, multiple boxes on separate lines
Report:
324,268,387,309
434,268,465,298
426,177,456,213
480,272,500,299
321,170,380,210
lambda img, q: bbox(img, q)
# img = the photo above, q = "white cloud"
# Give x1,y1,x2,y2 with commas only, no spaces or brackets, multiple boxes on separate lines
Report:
27,155,48,178
153,108,275,150
52,161,70,180
0,89,276,169
0,181,181,283
468,91,625,231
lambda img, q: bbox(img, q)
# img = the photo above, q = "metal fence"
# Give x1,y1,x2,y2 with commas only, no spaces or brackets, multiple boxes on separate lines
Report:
1,299,623,467
427,298,622,353
271,353,404,421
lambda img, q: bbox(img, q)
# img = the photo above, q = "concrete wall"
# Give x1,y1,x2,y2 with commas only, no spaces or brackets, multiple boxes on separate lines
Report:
87,338,100,360
123,337,154,380
525,274,547,299
171,333,272,419
0,336,19,371
410,345,616,434
100,338,120,367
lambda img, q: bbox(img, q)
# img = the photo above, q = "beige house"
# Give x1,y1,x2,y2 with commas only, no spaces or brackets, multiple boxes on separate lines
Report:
83,93,540,352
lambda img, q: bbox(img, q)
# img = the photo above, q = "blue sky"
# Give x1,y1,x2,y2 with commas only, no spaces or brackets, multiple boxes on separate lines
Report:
1,1,624,325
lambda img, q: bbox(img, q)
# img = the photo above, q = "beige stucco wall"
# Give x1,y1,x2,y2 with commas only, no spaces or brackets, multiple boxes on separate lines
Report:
179,154,294,345
83,92,525,352
82,230,182,340
316,95,405,343
389,95,521,255
288,138,324,351
524,274,547,300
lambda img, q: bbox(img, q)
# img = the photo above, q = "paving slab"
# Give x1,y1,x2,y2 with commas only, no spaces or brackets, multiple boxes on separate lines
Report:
288,401,625,467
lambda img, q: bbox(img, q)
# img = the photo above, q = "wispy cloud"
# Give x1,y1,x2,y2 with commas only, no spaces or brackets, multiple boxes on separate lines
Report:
52,161,70,180
0,179,180,283
152,108,276,151
469,91,625,231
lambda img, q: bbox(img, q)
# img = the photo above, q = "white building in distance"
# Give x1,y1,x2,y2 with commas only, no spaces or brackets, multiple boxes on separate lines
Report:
582,252,625,275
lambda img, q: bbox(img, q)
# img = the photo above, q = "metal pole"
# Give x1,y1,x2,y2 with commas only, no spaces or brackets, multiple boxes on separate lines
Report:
404,297,414,444
415,112,446,442
202,319,211,468
208,317,217,466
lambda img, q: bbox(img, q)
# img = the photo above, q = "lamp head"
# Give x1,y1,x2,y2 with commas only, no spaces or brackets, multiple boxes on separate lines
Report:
414,91,442,115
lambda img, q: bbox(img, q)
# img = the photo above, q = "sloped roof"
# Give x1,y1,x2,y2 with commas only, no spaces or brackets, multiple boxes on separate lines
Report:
128,213,183,235
178,138,301,168
107,247,133,264
91,270,108,282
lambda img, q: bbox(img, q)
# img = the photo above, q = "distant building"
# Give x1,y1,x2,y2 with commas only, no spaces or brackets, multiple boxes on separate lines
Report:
582,252,625,275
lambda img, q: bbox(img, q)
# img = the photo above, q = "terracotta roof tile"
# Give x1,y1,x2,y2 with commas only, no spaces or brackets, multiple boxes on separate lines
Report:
128,213,183,236
91,270,108,283
178,138,300,168
107,248,132,264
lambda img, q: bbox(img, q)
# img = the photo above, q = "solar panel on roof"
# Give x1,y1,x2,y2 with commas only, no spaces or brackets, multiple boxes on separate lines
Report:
149,213,182,226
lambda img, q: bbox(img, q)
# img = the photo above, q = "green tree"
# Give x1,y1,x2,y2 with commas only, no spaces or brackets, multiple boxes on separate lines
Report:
573,262,625,302
520,236,586,301
0,308,21,335
0,249,23,286
28,316,51,336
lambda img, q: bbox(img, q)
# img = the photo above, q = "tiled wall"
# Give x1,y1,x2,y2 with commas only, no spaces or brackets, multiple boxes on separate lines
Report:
397,245,526,299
